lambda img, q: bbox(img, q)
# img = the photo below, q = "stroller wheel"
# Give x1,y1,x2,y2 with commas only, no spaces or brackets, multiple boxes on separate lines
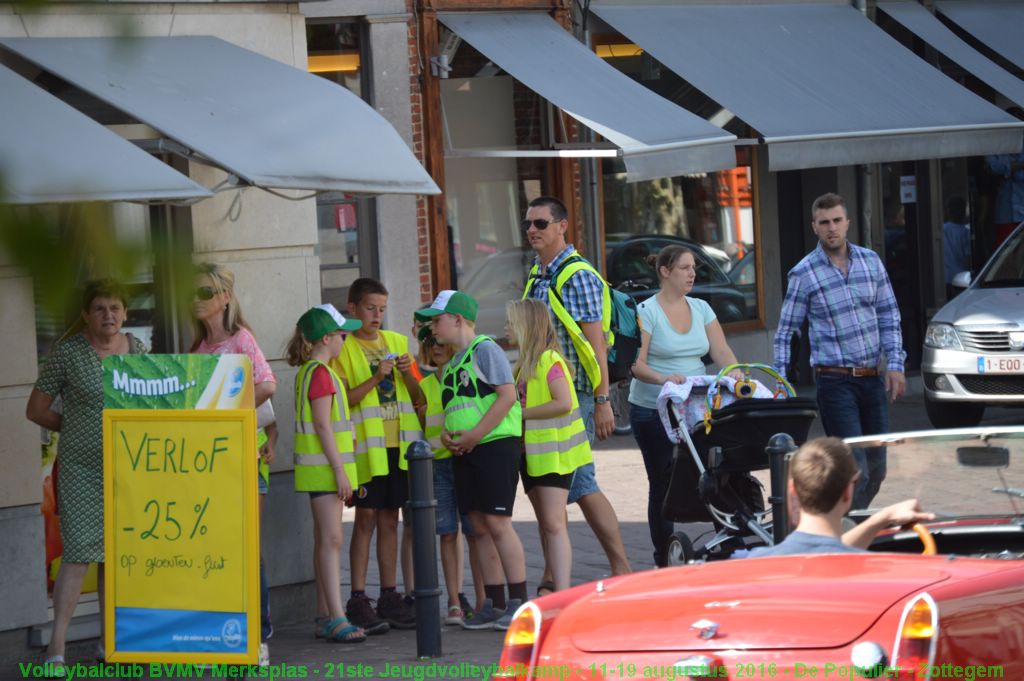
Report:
665,531,694,566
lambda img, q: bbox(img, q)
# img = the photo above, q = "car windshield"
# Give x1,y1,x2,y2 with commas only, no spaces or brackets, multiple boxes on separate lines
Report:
977,227,1024,288
844,428,1024,525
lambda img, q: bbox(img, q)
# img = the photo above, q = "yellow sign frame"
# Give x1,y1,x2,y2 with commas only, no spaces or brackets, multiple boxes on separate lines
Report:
103,408,259,665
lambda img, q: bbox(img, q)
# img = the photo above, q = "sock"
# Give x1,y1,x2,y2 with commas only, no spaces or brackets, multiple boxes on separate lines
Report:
351,590,366,600
508,581,528,603
485,583,506,610
380,586,397,595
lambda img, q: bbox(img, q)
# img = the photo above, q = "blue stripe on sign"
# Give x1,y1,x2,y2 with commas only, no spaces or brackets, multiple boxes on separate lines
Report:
116,608,247,653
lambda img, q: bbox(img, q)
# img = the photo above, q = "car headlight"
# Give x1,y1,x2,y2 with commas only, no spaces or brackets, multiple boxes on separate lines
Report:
924,323,963,351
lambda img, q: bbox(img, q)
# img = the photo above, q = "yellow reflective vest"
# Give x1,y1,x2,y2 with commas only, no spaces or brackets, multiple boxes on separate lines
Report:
521,350,593,476
523,253,611,392
293,360,357,492
419,373,451,461
331,331,424,484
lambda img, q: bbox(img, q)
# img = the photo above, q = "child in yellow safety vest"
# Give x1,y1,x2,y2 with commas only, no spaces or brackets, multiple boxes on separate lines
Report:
413,316,496,627
330,278,423,633
506,299,593,593
286,304,365,644
418,290,527,631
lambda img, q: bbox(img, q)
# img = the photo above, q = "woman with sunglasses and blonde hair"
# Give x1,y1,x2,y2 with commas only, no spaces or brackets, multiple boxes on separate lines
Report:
191,262,278,665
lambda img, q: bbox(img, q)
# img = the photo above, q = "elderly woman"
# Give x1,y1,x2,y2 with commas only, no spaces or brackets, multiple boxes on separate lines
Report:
190,262,277,665
26,279,146,673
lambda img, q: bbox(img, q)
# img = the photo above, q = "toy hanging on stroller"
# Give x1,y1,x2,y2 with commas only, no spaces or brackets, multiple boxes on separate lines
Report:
656,363,817,564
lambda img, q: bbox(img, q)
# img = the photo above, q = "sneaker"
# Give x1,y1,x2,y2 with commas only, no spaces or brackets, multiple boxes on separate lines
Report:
345,595,391,635
460,598,503,630
494,598,523,631
458,592,475,620
377,591,416,629
444,605,465,626
43,656,66,679
258,642,270,667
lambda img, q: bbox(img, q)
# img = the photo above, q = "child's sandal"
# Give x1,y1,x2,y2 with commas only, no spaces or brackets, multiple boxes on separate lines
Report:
320,616,366,644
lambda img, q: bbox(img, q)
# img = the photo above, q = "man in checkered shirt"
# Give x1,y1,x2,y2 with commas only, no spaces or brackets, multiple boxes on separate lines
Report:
774,192,906,509
523,196,631,580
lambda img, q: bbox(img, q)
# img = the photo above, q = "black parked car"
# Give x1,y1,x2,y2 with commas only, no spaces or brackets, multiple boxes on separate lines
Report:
605,234,751,322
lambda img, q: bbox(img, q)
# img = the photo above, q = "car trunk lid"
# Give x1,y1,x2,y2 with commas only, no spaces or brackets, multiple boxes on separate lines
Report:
569,555,950,652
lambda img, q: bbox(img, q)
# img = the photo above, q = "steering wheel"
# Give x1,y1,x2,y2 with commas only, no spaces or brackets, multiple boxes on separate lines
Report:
912,523,937,556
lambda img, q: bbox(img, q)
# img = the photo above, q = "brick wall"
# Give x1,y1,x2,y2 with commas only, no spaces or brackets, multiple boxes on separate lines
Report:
406,2,433,302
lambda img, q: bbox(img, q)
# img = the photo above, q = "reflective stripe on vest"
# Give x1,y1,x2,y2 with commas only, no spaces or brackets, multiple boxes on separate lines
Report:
331,330,424,483
293,360,357,493
441,335,522,444
420,374,450,460
522,350,592,476
523,256,612,392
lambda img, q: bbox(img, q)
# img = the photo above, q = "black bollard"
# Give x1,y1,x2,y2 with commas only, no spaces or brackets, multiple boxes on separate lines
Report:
406,439,442,658
766,433,797,545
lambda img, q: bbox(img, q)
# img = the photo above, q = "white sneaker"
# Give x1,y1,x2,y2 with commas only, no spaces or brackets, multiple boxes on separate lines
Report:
258,642,270,667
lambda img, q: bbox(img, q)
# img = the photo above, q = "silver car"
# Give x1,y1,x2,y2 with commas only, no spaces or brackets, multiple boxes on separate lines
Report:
922,223,1024,427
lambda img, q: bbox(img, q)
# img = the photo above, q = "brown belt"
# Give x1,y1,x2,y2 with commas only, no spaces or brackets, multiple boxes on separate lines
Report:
815,365,879,377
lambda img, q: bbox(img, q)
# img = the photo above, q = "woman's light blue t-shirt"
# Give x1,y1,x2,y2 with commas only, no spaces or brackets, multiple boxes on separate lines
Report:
628,295,715,409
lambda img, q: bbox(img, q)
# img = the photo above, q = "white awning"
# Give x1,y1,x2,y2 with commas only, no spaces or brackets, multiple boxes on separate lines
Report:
438,12,737,181
0,65,211,205
0,36,440,196
878,1,1024,110
592,0,1023,171
936,1,1024,72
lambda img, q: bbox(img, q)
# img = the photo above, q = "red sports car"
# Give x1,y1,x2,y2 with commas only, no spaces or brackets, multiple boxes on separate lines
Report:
496,428,1024,681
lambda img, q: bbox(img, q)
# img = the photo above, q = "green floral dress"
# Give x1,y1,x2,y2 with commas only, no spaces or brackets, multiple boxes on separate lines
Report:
35,333,146,563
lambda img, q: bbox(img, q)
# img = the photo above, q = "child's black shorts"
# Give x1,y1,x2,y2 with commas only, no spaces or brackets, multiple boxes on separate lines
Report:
453,436,521,517
354,447,408,510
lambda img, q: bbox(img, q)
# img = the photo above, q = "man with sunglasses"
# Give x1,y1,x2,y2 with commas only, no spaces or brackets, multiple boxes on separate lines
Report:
747,437,930,557
522,196,631,580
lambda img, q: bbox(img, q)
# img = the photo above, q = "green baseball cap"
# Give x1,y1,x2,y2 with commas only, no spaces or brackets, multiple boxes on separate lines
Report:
298,303,361,342
416,290,478,322
417,324,433,342
414,305,434,324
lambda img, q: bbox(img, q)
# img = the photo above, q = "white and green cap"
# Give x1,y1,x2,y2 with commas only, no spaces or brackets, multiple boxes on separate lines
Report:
416,290,478,322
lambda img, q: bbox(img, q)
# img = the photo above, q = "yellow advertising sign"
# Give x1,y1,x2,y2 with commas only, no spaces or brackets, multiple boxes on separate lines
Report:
103,409,258,664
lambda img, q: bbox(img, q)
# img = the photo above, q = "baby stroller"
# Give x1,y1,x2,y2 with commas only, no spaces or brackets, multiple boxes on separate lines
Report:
657,364,817,564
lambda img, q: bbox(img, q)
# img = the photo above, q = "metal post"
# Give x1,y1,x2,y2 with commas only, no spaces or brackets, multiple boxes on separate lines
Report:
766,433,797,544
406,440,442,658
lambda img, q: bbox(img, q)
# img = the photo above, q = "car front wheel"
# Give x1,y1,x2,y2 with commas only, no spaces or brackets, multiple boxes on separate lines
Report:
925,397,984,428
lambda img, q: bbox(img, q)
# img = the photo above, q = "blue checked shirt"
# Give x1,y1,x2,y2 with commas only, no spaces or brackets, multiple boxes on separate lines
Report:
526,245,605,394
773,242,905,378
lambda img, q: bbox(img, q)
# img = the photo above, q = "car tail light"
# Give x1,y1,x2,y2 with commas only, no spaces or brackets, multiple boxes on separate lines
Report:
495,601,540,680
891,593,938,680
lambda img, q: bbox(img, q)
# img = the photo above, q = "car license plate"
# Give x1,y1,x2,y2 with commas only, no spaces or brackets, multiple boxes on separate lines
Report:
978,356,1024,374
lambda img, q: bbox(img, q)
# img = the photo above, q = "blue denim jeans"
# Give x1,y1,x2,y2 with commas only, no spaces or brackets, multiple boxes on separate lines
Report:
629,404,675,566
568,393,601,504
815,373,889,510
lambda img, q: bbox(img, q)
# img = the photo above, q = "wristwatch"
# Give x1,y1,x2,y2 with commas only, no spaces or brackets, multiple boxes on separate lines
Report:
594,394,610,404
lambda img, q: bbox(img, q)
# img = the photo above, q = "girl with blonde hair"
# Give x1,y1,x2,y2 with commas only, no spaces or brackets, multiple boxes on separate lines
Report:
506,299,592,593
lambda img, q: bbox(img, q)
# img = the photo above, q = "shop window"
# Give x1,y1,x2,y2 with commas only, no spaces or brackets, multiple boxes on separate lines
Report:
602,161,759,323
441,35,551,338
306,20,376,308
594,33,760,324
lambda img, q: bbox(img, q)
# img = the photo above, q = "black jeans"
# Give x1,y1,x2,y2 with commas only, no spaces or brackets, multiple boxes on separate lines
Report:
629,404,675,566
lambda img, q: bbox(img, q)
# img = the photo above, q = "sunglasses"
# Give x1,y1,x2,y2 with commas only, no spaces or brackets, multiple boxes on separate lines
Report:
195,286,217,301
520,218,562,231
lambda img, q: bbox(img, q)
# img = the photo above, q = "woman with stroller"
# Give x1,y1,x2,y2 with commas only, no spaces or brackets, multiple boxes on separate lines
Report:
628,245,743,567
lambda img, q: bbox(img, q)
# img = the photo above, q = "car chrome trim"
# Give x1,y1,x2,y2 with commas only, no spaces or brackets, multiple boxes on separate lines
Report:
689,619,720,640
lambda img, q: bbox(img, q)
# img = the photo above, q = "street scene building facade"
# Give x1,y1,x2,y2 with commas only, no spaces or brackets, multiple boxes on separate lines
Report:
1,0,1022,660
